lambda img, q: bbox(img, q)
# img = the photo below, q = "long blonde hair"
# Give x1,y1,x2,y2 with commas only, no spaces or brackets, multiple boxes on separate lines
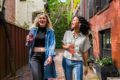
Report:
32,12,53,29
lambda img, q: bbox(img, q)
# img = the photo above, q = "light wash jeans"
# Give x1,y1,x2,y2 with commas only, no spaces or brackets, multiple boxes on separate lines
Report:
62,57,83,80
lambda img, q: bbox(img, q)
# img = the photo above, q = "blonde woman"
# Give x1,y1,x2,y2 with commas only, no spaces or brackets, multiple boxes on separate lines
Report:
26,12,56,80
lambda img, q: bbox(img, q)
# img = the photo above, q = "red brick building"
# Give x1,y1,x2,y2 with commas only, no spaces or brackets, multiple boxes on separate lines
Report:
90,0,120,69
75,0,120,70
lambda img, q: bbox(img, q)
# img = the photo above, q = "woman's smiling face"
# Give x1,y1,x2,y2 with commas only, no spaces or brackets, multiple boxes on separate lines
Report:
71,16,80,29
38,14,47,28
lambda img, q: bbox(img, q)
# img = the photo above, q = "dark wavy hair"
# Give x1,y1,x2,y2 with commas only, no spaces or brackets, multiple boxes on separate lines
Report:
72,16,91,36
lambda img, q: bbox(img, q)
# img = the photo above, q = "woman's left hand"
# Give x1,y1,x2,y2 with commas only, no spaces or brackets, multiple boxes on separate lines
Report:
46,56,52,65
84,66,88,76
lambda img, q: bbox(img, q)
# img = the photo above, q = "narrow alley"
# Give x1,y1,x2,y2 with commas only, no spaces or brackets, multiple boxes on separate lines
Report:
3,49,98,80
0,0,120,80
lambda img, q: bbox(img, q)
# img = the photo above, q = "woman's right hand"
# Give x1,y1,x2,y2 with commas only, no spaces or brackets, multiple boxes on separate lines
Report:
62,43,75,54
68,44,75,55
84,66,88,76
26,33,34,42
26,35,30,42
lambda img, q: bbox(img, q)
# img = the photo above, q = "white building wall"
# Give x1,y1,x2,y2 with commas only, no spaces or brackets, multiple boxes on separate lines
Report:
15,0,46,28
0,0,3,11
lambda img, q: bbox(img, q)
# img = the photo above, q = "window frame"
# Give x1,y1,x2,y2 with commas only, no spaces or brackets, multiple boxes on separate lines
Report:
32,12,40,23
102,30,111,50
95,0,111,14
88,0,112,18
88,0,94,18
99,29,111,58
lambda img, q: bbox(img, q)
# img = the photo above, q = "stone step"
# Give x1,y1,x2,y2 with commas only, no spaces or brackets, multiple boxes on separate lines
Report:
107,77,120,80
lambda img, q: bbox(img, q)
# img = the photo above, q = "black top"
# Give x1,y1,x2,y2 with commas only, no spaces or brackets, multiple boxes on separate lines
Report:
34,27,46,47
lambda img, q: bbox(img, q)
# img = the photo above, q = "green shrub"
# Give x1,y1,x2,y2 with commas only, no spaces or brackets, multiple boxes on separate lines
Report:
95,56,112,67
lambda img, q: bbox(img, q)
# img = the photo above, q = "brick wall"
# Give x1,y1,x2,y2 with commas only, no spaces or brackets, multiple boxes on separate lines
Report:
90,0,120,68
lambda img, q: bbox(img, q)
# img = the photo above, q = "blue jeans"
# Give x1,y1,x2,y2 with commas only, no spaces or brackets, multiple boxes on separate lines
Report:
62,57,83,80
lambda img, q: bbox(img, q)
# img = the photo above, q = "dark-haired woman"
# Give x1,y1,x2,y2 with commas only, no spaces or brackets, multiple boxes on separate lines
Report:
62,16,91,80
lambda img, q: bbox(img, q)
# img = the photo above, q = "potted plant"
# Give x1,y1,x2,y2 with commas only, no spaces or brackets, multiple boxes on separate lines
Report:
95,56,119,80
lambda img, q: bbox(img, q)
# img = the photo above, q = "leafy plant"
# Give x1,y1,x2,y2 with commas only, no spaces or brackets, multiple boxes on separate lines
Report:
47,0,72,48
73,0,81,9
95,56,112,67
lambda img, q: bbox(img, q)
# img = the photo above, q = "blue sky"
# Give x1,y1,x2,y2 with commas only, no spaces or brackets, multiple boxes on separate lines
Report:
60,0,66,2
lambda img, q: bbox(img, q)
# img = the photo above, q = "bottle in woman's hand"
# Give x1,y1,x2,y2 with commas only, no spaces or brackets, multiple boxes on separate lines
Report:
26,33,34,46
28,33,34,42
69,44,75,55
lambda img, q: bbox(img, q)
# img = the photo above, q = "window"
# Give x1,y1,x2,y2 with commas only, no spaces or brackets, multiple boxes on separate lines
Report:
20,0,26,1
102,30,111,49
94,0,112,14
101,0,109,9
88,0,94,18
94,0,101,14
32,12,40,23
99,29,111,58
88,0,112,18
43,0,47,2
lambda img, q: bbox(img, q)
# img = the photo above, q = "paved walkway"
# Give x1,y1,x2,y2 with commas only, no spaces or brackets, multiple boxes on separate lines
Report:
3,49,99,80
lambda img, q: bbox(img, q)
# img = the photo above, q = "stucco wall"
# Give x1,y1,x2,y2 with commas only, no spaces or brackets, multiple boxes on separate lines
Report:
15,0,46,28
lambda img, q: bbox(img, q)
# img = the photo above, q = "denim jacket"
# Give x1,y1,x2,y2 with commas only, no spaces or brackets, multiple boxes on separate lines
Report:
26,27,56,78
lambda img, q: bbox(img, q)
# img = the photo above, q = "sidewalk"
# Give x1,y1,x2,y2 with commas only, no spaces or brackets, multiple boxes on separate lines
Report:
3,49,99,80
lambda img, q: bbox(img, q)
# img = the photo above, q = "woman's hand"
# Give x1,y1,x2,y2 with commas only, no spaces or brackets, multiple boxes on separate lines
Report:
45,56,52,65
84,66,88,76
83,51,89,75
62,44,75,55
62,44,70,49
26,35,30,42
26,33,34,42
68,44,75,55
